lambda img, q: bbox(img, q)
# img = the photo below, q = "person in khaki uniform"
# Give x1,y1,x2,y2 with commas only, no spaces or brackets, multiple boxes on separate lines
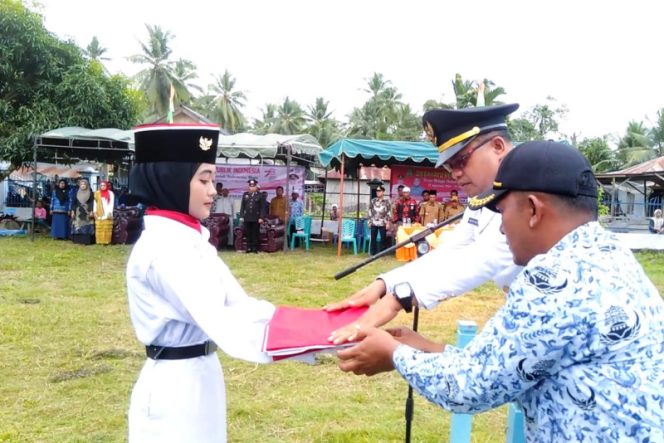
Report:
419,189,444,226
269,186,287,223
444,193,464,222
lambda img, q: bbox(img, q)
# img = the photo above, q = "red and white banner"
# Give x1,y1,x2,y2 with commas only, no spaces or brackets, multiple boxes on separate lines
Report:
390,165,466,202
214,164,305,199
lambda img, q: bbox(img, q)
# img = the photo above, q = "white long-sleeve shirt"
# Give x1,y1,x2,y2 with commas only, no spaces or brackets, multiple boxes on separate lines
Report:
379,207,522,309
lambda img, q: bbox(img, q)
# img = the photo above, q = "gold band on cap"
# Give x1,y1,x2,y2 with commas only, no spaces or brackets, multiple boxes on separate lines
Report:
493,181,503,188
468,193,496,209
438,126,480,153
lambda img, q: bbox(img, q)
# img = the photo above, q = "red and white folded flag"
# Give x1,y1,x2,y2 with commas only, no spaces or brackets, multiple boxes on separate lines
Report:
263,306,368,361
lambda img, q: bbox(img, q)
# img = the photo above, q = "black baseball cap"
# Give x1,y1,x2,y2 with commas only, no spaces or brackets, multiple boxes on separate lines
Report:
248,179,258,186
423,103,519,167
468,140,598,212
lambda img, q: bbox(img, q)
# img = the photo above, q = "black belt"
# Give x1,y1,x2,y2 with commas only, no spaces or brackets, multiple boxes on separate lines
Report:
145,341,217,360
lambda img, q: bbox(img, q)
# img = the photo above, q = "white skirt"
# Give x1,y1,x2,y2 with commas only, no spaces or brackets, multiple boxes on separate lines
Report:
128,354,227,442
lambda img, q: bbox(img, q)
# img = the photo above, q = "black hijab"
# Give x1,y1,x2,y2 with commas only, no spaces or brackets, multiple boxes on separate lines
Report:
129,162,200,214
55,180,68,205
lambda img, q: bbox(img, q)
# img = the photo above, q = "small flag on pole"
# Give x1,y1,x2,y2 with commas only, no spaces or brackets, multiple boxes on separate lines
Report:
167,83,175,123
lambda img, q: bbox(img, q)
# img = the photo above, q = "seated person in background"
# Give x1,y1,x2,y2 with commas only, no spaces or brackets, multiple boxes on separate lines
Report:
269,186,287,223
443,191,464,222
649,208,664,234
419,190,444,226
338,140,664,441
329,204,339,221
34,200,49,232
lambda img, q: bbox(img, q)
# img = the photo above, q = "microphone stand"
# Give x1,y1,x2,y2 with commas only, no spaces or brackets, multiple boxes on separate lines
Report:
334,212,463,280
333,211,463,443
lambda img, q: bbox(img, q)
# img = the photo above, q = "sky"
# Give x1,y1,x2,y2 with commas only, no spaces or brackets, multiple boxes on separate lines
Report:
35,0,664,142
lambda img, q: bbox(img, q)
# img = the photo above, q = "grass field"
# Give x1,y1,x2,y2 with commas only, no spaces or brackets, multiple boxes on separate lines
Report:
1,236,663,442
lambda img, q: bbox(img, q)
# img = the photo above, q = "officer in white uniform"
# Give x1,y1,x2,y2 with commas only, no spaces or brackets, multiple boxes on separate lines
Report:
328,104,524,342
126,124,276,442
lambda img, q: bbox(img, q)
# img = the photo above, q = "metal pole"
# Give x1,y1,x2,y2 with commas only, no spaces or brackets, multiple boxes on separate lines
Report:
31,137,37,242
404,306,419,443
336,154,346,257
320,168,328,236
283,144,291,252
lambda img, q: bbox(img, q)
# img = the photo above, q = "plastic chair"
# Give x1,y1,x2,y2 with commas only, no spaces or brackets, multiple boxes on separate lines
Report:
340,219,358,255
290,215,312,251
362,220,382,253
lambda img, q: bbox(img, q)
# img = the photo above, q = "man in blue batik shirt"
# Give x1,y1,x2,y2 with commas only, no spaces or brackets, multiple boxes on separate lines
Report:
338,141,664,442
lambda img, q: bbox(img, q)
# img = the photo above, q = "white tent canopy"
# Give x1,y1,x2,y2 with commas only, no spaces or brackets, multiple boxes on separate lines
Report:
217,133,323,159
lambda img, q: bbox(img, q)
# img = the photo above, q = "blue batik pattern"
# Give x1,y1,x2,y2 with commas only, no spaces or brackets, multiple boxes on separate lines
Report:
393,222,664,442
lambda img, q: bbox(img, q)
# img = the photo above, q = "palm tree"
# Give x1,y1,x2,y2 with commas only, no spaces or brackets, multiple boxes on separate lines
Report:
452,74,476,108
616,121,655,167
128,24,188,116
305,97,341,148
271,97,306,134
252,103,278,134
174,59,203,99
84,36,110,61
208,70,247,133
480,79,506,106
650,108,664,157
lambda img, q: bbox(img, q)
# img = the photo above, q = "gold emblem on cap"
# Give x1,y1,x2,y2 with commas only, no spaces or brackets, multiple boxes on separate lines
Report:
424,122,437,145
199,136,213,151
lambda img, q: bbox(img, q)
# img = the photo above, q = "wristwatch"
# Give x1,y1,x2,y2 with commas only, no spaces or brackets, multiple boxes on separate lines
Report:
393,282,415,313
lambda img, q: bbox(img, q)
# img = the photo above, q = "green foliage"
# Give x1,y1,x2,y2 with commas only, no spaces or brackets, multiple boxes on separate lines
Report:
207,69,247,133
597,186,609,216
651,108,664,157
304,97,342,148
0,0,140,167
348,73,421,141
507,118,539,142
271,97,306,135
578,136,618,172
616,120,655,167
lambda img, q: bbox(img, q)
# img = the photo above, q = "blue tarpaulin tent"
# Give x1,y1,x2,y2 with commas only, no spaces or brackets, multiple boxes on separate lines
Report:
318,139,438,173
318,138,439,256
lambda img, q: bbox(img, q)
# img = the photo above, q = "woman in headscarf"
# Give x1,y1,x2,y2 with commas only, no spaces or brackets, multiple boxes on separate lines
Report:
70,178,95,245
49,179,71,239
126,124,276,442
94,180,115,244
649,208,664,234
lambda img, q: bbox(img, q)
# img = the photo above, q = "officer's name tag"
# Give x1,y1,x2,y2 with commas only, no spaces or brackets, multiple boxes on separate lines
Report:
468,217,478,226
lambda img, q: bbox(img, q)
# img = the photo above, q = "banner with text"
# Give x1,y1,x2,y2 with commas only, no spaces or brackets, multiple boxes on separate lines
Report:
214,164,305,199
390,165,466,202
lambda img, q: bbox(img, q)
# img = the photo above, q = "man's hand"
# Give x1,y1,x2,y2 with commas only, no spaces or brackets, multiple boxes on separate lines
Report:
337,327,400,376
328,294,402,344
324,279,386,311
386,327,445,353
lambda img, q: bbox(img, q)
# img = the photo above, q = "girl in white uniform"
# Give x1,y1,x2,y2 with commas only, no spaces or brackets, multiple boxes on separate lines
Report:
126,124,275,442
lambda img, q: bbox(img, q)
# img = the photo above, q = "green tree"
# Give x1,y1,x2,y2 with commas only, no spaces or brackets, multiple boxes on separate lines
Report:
616,120,654,167
452,74,476,108
252,103,278,134
0,0,140,170
271,97,306,134
507,118,539,141
84,36,109,62
304,97,341,148
578,136,617,172
525,96,568,139
129,24,190,116
348,72,413,140
173,59,203,99
650,107,664,157
208,70,247,133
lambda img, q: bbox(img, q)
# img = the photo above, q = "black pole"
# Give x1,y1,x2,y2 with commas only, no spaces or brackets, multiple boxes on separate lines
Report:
31,137,37,242
404,305,419,443
334,212,463,280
